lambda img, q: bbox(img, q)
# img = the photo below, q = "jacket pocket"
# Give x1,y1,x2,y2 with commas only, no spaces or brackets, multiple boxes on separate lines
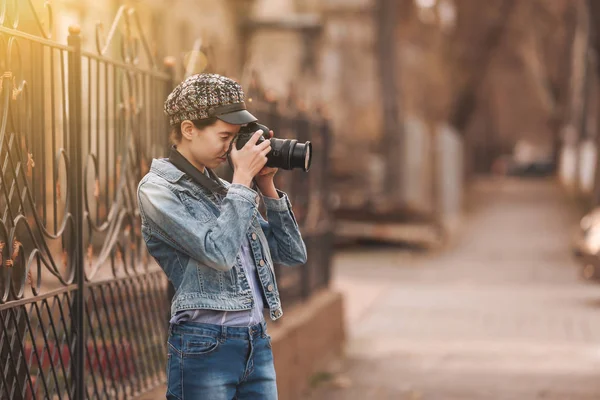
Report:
179,190,214,223
198,264,224,294
197,261,240,295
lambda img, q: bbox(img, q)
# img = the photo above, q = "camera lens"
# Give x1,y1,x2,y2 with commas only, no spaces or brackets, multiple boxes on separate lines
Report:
266,139,312,171
290,141,312,172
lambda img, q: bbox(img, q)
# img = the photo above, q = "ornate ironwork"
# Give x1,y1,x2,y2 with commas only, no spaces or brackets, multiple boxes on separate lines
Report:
0,1,334,398
0,1,171,398
95,6,157,69
0,0,54,38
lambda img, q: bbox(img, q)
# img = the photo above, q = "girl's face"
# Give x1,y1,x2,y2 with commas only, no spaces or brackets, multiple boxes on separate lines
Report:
179,119,241,171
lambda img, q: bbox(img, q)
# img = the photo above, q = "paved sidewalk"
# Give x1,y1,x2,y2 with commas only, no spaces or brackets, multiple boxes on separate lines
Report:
306,178,600,400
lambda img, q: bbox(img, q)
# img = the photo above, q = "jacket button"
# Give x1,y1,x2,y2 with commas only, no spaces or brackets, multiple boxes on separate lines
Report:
251,233,257,241
267,284,274,292
259,260,265,267
274,309,282,318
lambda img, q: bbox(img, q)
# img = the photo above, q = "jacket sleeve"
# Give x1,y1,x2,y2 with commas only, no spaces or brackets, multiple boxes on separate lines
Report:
259,190,308,266
138,178,260,271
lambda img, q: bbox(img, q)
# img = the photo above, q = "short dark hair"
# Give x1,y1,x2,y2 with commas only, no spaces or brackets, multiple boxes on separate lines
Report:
170,117,219,143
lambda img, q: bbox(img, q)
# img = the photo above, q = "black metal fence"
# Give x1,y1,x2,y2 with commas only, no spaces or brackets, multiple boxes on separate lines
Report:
242,81,334,309
0,3,171,399
0,2,333,399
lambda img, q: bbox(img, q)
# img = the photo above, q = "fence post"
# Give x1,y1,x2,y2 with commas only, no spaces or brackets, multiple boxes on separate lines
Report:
164,57,177,326
265,99,287,300
164,56,177,154
67,25,85,400
319,111,333,287
297,111,311,300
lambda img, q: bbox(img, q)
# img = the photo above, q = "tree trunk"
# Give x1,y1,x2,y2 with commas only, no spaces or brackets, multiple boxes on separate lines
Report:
449,0,517,133
375,0,404,205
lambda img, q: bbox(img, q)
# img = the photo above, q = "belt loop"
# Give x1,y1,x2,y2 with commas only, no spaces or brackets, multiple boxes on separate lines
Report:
221,325,227,343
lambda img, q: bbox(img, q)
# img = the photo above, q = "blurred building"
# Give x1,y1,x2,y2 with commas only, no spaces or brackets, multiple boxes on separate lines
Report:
43,0,600,226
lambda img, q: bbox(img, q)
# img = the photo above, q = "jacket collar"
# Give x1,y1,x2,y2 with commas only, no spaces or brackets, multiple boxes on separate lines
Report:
149,158,185,183
167,146,227,195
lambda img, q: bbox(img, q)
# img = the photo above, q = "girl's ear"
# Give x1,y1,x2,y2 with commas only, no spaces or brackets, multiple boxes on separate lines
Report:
180,120,195,140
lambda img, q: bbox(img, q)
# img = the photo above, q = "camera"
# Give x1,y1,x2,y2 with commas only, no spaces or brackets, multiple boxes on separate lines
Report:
235,122,312,172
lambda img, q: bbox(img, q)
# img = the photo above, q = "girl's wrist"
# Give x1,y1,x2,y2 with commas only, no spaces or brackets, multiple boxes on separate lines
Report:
232,172,253,187
257,180,278,199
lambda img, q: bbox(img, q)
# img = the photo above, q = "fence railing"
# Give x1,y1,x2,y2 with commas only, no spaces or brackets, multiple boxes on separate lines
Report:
0,3,171,398
242,80,334,309
0,2,334,399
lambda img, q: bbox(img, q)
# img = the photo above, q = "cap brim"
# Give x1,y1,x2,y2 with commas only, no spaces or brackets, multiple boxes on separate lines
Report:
217,109,257,125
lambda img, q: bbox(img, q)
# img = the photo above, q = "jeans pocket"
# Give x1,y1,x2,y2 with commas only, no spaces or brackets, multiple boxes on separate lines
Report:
183,334,220,357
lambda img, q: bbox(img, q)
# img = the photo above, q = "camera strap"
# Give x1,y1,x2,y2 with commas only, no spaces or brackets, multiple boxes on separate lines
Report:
168,145,228,197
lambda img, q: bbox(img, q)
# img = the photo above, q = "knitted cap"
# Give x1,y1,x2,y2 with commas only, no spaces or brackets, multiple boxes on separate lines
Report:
164,73,257,126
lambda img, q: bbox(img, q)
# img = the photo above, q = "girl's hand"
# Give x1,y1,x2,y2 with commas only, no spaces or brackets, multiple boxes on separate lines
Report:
230,130,271,187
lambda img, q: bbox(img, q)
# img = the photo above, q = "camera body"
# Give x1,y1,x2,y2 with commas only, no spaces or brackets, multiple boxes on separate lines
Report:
235,122,271,150
235,122,312,172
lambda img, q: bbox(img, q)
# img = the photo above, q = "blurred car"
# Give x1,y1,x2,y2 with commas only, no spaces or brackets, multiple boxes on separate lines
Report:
492,154,555,178
572,207,600,280
507,158,555,177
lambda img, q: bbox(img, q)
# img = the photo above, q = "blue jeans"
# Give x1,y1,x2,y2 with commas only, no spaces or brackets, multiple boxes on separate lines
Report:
166,321,277,399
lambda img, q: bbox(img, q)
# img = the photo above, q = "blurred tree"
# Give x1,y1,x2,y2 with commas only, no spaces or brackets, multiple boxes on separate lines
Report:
525,0,578,166
447,0,517,134
587,0,600,205
436,0,583,177
376,0,404,202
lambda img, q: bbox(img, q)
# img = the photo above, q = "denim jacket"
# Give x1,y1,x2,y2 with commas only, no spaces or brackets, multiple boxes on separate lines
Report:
137,159,307,321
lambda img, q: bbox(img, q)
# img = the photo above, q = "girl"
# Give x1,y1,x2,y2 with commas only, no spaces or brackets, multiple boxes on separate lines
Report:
137,73,307,399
